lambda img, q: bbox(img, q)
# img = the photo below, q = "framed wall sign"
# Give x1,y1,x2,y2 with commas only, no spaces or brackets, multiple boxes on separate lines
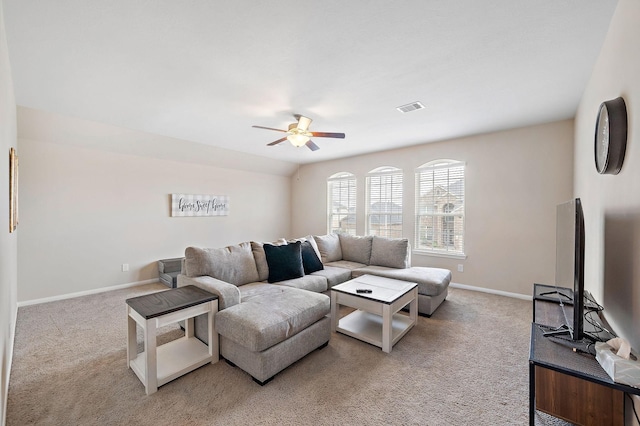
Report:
9,147,18,233
171,194,229,217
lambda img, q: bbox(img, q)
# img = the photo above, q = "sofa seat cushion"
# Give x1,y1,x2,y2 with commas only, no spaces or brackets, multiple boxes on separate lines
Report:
352,266,451,297
324,260,367,271
216,284,330,352
311,266,353,288
273,274,328,292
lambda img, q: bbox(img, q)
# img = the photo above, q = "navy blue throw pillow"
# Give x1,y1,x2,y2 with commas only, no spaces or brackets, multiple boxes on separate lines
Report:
301,240,324,274
264,241,304,283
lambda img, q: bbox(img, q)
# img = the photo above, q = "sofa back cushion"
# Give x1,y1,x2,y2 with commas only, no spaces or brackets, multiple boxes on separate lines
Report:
251,239,287,282
369,236,411,269
313,233,342,263
184,242,260,286
339,234,373,265
264,241,304,283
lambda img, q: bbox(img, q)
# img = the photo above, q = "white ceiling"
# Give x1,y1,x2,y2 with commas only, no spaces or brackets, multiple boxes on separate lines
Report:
4,1,618,165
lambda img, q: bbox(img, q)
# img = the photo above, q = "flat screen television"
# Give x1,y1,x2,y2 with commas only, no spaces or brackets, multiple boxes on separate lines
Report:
545,198,585,341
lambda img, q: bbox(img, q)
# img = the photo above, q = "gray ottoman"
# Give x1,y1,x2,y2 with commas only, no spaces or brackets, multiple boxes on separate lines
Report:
215,284,330,384
352,266,451,316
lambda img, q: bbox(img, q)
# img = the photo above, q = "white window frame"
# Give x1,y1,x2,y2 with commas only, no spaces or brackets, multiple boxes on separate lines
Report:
415,160,465,257
327,172,356,235
366,166,403,238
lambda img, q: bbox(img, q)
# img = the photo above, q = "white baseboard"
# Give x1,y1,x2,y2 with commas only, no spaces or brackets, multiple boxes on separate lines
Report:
17,279,530,307
449,282,532,301
17,279,160,307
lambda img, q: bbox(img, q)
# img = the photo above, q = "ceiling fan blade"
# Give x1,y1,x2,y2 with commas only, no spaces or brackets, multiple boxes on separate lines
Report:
252,125,287,132
267,137,288,146
310,132,345,139
297,116,312,132
305,140,320,151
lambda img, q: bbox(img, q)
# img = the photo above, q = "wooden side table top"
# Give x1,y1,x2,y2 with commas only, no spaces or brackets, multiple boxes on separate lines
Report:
126,285,217,320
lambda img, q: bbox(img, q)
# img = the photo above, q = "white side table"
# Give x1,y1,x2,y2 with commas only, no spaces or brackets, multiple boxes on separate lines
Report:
126,285,219,395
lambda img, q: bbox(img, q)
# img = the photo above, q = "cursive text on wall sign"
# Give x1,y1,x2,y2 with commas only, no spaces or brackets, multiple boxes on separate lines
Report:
171,194,229,217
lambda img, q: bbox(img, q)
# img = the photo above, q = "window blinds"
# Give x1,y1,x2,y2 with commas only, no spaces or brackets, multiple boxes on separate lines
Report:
327,173,356,235
366,167,403,238
415,161,465,255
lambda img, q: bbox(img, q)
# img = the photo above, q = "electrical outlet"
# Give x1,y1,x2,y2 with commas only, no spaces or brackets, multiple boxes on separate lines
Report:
457,264,464,273
122,263,129,272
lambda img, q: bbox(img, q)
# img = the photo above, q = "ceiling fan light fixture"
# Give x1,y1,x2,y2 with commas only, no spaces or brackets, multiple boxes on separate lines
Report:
287,133,310,147
253,114,344,151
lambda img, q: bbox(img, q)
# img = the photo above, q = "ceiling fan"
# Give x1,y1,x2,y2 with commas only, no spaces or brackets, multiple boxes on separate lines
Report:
252,114,345,151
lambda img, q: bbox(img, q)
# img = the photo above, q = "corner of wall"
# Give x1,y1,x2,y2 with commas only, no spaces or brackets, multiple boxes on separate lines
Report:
0,1,19,424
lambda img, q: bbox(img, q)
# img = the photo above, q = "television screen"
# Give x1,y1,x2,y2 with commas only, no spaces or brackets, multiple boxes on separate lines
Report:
555,198,585,341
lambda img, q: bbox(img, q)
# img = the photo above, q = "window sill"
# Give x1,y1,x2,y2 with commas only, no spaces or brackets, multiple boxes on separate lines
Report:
412,250,467,260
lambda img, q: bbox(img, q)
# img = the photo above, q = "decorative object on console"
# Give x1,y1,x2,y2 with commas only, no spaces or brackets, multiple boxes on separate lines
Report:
252,114,345,151
594,96,627,175
595,337,640,388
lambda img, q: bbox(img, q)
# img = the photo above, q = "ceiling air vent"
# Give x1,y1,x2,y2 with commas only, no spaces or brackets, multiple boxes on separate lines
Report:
396,101,425,113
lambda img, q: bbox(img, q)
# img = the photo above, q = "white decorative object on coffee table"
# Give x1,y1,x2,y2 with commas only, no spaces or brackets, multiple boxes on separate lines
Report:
331,274,418,353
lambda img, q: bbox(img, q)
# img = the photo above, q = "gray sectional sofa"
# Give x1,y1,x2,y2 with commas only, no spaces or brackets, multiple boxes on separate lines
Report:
177,233,451,384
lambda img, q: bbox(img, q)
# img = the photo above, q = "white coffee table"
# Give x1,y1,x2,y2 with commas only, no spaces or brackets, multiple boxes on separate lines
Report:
330,274,418,353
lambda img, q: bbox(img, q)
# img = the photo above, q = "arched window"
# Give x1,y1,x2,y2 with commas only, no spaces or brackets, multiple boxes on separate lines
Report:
327,172,356,235
415,160,465,255
366,166,403,238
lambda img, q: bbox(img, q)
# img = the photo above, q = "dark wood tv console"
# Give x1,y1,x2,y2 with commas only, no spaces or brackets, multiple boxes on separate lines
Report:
529,283,640,425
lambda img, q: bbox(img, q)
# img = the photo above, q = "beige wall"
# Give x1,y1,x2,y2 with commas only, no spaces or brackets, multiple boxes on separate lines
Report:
291,120,574,296
0,1,17,423
575,0,640,353
17,111,293,303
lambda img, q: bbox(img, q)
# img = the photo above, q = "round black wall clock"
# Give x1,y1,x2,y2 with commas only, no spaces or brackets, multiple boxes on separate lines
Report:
594,96,628,175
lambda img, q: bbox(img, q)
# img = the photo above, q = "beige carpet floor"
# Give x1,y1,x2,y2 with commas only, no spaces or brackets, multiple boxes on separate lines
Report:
7,283,571,425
